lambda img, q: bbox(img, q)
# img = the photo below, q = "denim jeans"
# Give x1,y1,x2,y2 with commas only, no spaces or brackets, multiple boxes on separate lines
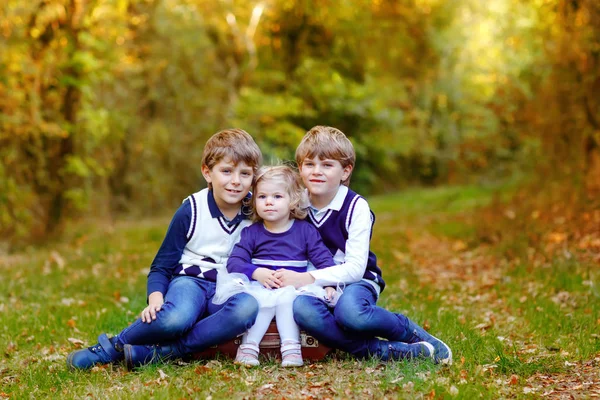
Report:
118,276,258,353
293,280,411,358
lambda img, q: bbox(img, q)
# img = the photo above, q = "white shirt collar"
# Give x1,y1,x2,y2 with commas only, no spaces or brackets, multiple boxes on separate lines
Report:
309,185,348,214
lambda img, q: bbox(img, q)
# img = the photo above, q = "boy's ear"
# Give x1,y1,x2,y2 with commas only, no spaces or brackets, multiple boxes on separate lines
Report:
341,164,353,182
201,165,212,183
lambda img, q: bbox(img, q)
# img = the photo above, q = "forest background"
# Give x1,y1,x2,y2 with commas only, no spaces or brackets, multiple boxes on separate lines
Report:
1,0,598,247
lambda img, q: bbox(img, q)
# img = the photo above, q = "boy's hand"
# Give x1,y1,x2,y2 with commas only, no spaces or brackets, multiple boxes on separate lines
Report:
142,291,164,323
252,267,281,289
324,286,336,301
274,270,315,289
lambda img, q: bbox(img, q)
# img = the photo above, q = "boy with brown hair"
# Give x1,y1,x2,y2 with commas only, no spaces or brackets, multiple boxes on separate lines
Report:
275,125,452,364
67,128,263,370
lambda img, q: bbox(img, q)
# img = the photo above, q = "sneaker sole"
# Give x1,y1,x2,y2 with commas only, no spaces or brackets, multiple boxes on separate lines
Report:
281,360,303,367
281,363,304,368
234,360,260,367
124,344,136,371
66,352,78,370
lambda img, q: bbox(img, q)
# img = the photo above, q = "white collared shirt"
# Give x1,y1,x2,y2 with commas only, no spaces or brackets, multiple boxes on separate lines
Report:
307,186,378,294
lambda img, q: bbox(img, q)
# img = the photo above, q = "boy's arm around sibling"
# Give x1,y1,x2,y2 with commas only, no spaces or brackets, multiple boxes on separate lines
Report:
276,196,374,288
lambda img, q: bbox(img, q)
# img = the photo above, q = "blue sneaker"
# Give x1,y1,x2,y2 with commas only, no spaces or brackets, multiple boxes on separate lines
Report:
124,342,182,370
67,334,123,370
379,341,434,361
403,320,452,365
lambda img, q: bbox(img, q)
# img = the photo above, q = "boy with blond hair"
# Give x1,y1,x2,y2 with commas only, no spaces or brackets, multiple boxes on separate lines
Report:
67,128,262,370
275,125,452,364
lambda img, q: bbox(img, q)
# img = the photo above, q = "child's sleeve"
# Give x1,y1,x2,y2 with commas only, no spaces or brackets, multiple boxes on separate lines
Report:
309,198,372,286
146,200,191,299
226,226,258,280
305,224,335,270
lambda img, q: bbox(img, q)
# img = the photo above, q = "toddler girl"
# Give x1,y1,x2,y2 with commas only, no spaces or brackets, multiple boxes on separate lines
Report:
214,165,336,367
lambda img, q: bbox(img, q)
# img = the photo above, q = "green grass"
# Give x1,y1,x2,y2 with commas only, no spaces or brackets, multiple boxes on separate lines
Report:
0,185,596,399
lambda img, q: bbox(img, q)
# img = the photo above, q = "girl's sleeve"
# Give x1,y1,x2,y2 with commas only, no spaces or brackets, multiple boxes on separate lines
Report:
309,198,372,286
227,226,258,280
305,224,335,270
146,200,191,299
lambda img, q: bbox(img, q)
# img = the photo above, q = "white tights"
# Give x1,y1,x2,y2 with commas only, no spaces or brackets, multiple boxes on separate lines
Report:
243,301,300,346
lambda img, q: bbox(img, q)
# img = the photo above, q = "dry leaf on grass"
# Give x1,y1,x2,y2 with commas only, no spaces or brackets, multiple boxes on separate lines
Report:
67,338,85,347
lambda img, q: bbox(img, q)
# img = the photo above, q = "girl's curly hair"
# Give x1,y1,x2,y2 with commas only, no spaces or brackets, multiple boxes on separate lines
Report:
251,164,309,222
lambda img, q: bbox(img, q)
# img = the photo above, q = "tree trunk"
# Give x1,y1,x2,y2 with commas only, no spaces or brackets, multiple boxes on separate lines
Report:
45,0,82,235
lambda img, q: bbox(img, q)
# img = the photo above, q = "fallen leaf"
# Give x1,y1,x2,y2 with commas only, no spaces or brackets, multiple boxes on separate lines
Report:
452,240,467,251
504,209,516,219
422,320,431,331
548,232,567,243
67,338,85,346
195,365,212,374
519,296,527,303
50,251,66,269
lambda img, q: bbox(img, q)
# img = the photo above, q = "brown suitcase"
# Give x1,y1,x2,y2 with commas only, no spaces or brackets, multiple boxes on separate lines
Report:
193,321,331,361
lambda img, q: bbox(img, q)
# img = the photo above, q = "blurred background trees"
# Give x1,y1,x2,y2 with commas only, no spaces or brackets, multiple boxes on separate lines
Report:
1,0,598,246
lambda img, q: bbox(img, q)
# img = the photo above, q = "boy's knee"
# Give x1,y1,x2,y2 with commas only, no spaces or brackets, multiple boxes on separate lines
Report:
229,294,259,324
155,309,195,336
293,295,324,326
334,298,370,331
335,294,363,316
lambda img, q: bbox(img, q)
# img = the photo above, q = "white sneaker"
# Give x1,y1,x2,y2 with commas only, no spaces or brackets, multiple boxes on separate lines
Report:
235,343,260,367
281,341,303,367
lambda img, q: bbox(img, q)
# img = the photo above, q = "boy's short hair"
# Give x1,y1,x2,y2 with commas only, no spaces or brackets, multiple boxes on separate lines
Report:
295,125,356,185
251,165,309,222
202,128,263,188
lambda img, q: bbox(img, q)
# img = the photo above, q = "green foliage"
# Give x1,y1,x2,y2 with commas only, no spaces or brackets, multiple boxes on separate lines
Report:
1,0,598,245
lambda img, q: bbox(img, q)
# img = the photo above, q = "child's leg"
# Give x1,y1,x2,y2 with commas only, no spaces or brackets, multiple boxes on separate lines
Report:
333,281,404,339
67,277,208,370
275,301,303,367
124,292,259,370
334,281,452,364
117,277,209,346
274,302,300,343
245,306,275,345
234,306,274,366
293,294,433,362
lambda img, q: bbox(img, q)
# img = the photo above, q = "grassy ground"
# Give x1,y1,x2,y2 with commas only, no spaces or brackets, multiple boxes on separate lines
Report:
0,184,598,399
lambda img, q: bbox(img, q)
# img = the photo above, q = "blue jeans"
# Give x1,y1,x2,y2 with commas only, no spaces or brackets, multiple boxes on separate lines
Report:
118,276,258,353
293,281,411,358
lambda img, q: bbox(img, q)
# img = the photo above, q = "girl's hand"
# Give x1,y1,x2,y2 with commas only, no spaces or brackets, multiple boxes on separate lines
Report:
252,267,281,289
274,269,315,289
141,291,164,323
324,286,336,301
